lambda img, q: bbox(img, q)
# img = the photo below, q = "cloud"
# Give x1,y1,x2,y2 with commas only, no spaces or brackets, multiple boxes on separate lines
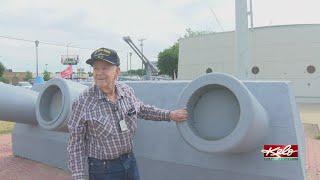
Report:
1,0,196,72
0,0,320,73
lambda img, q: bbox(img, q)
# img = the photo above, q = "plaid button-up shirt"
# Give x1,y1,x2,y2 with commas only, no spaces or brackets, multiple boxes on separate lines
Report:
67,82,170,180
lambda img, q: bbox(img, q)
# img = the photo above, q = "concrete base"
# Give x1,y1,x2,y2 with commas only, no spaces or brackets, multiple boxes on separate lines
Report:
12,123,69,170
137,157,286,180
12,81,306,180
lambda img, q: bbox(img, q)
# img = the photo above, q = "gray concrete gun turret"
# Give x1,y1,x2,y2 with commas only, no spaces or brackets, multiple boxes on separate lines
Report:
5,73,305,180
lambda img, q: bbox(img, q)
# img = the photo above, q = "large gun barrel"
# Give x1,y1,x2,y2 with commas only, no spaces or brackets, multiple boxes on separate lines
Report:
35,78,88,132
0,82,38,125
177,73,269,153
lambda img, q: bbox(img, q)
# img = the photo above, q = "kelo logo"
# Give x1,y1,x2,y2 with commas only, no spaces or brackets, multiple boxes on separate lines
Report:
261,144,298,160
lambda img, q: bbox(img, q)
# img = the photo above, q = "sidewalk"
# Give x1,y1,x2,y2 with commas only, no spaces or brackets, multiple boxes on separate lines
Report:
306,137,320,180
1,131,320,179
0,134,71,180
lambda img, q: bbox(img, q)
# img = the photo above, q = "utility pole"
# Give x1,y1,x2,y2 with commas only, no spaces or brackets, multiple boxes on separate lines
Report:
45,64,48,71
138,38,146,73
35,40,39,77
129,52,132,75
66,42,73,80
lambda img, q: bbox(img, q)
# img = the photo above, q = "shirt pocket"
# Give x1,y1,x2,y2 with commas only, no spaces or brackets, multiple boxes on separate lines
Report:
125,106,138,134
88,114,115,138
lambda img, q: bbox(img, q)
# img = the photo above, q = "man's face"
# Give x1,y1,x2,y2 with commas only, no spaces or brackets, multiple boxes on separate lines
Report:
93,60,120,90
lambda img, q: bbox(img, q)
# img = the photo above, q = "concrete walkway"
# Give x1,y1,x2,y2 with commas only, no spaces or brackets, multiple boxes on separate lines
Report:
0,134,71,180
0,129,320,180
306,137,320,180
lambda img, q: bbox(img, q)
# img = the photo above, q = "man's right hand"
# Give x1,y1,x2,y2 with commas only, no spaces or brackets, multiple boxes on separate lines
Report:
169,109,188,122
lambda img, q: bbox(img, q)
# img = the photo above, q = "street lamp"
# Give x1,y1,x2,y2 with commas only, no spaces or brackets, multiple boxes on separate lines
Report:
129,52,132,75
33,40,44,84
35,40,39,77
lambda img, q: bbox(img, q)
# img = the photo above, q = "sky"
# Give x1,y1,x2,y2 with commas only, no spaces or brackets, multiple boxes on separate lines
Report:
0,0,320,74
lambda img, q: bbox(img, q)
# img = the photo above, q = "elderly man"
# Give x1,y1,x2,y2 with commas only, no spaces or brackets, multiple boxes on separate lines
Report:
67,47,188,180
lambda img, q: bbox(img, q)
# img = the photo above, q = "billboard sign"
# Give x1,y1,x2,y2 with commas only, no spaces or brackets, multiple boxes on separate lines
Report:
61,55,79,65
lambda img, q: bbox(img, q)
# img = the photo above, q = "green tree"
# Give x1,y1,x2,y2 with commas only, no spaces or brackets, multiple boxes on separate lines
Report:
127,69,146,76
157,43,179,79
182,28,213,39
24,71,33,81
0,62,8,83
43,70,51,81
157,28,213,79
0,76,9,83
206,68,213,73
0,61,5,77
136,69,146,76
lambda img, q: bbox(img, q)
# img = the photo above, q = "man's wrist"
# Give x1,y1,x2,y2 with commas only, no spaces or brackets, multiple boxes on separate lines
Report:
165,110,172,121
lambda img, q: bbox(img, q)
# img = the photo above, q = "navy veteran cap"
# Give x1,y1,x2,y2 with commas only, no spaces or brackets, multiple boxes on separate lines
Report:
86,47,120,66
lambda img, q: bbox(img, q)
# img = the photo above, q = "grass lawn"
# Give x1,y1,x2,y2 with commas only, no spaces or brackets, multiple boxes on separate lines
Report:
0,120,15,135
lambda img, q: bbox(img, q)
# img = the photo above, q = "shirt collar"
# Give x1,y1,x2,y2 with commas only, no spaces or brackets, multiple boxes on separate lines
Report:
115,82,125,99
94,82,124,100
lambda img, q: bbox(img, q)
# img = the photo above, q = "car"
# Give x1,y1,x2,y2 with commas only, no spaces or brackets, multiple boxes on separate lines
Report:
17,81,32,89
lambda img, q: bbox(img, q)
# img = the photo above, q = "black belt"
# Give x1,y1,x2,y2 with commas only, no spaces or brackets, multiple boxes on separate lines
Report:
89,152,133,163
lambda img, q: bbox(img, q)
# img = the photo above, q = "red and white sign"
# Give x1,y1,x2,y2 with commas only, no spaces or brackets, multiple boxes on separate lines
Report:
261,144,298,160
60,65,73,78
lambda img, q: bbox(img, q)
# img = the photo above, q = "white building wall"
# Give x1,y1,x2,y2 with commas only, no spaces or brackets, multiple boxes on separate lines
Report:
178,32,235,80
178,24,320,100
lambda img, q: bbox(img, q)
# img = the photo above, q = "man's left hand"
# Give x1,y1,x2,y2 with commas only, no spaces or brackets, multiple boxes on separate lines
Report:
169,109,188,122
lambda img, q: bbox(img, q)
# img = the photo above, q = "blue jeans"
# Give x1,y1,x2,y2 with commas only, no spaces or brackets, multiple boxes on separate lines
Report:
88,152,140,180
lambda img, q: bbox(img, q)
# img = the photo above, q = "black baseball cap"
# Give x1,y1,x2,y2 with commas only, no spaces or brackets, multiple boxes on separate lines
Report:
86,47,120,66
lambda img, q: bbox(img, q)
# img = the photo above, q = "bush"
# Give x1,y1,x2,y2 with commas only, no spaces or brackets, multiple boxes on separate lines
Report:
0,76,9,83
0,62,5,77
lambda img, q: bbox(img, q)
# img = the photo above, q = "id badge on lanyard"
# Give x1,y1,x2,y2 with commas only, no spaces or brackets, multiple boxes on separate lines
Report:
119,119,128,132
